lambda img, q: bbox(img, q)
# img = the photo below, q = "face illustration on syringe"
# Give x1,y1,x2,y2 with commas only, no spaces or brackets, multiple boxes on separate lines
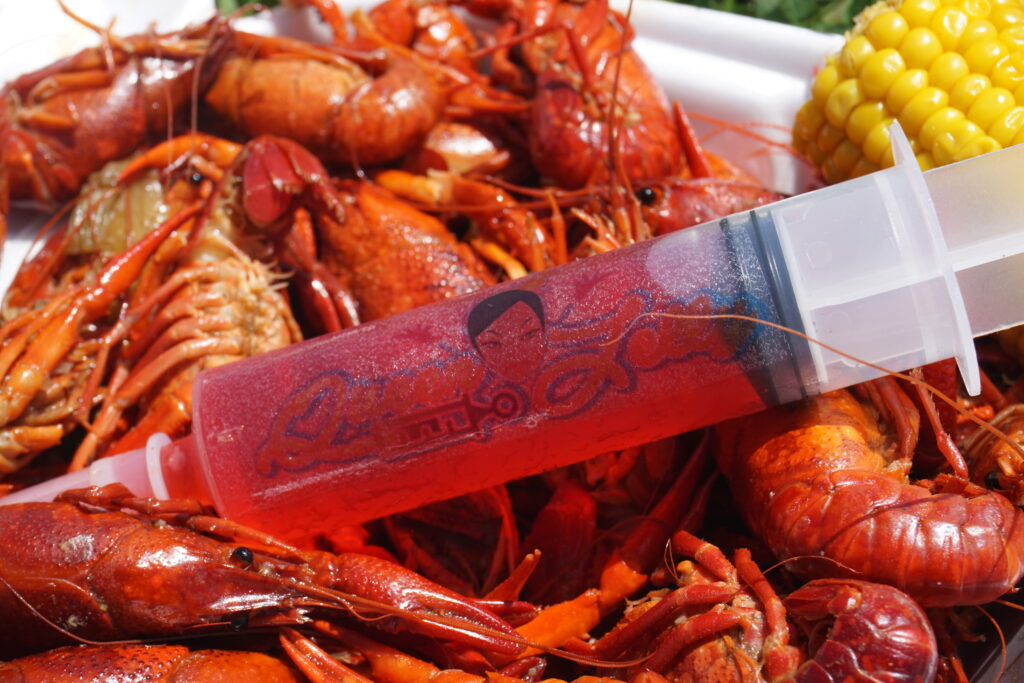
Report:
254,278,767,477
467,289,547,384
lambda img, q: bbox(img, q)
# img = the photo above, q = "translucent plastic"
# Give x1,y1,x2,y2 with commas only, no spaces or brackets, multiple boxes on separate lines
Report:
767,125,979,395
182,218,804,542
1,433,170,504
923,139,1024,338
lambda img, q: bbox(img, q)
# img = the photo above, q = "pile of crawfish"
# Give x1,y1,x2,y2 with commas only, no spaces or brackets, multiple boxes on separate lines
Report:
1,0,1023,680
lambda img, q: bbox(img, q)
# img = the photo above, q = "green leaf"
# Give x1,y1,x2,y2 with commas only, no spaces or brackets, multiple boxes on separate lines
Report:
670,0,863,33
216,0,282,16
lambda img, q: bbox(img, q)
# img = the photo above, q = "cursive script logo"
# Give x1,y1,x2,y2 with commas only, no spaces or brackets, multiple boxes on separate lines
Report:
255,287,765,476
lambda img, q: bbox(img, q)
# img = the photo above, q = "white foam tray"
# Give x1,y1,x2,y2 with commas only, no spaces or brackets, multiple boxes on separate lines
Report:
0,0,842,299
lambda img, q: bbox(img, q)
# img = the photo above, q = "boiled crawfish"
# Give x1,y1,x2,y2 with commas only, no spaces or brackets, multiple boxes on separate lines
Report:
1,20,223,210
713,382,1024,607
0,484,525,660
589,531,938,682
204,28,447,168
467,0,682,190
126,133,496,323
0,141,303,472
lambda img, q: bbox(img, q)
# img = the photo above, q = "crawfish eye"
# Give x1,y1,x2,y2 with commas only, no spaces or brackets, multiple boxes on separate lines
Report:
190,172,204,185
985,471,1002,489
635,186,659,205
231,546,254,565
230,612,249,631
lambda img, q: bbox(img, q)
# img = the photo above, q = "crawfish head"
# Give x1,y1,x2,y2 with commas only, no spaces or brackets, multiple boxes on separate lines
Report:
633,177,784,235
0,492,524,660
0,501,308,658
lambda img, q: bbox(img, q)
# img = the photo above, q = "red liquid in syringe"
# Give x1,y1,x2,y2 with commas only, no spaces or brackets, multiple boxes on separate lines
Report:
157,215,804,543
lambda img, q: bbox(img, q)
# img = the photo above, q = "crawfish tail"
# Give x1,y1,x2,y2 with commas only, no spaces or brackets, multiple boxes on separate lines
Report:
714,390,1024,607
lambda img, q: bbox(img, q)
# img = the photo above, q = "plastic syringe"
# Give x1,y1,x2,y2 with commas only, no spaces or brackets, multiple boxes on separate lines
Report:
6,125,1024,544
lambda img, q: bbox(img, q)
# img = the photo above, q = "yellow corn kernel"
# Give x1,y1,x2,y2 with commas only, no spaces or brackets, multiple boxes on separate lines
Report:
847,101,889,143
991,4,1024,27
919,106,966,149
850,156,881,177
806,141,830,167
839,36,877,76
988,105,1024,144
794,100,826,146
954,133,1001,159
1000,24,1024,52
899,85,950,132
991,51,1024,89
959,0,992,17
916,151,937,170
901,0,941,27
867,8,912,47
928,51,970,89
967,86,1015,128
900,26,946,67
812,62,841,108
863,117,896,163
816,123,847,154
886,68,930,112
959,19,999,48
931,6,971,48
931,118,984,163
964,36,1010,74
949,72,991,110
832,139,864,175
880,143,896,167
825,78,866,128
821,157,845,184
860,48,907,98
795,0,1024,184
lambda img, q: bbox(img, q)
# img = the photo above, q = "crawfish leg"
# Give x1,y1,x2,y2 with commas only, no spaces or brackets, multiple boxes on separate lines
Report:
103,383,193,456
308,622,465,682
71,335,240,469
278,627,370,683
591,583,738,659
325,552,526,655
0,208,193,472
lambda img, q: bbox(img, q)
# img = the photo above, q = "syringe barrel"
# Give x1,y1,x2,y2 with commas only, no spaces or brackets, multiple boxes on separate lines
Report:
190,214,805,542
763,124,977,396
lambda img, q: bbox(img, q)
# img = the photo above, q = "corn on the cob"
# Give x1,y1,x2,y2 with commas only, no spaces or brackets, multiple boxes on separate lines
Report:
794,0,1024,184
797,0,1024,361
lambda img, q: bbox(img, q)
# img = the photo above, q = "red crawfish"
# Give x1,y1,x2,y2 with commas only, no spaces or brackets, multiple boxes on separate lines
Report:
122,133,495,324
469,0,683,190
713,382,1024,607
588,531,938,682
0,484,528,661
1,19,223,211
203,25,447,168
